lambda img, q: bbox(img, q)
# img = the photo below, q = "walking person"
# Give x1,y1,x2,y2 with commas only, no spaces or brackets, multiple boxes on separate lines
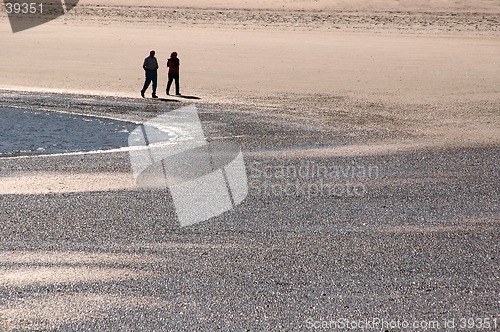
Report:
141,50,159,98
166,52,180,96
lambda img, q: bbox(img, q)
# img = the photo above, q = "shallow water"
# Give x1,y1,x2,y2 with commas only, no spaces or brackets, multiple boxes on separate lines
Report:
0,108,138,157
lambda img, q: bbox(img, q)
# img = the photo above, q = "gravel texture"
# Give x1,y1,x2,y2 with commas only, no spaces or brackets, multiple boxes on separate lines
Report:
0,91,498,330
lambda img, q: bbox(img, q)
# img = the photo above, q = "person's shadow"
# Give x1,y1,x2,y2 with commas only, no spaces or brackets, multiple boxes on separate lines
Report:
157,98,180,102
174,95,201,100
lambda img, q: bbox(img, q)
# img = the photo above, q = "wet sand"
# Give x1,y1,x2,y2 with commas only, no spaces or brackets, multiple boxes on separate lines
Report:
0,90,498,330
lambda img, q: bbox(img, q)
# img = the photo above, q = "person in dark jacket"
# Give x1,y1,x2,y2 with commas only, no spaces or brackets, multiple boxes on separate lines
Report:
141,50,159,98
166,52,180,96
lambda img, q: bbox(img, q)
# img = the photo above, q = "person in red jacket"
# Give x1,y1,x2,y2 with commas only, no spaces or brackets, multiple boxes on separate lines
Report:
166,52,181,95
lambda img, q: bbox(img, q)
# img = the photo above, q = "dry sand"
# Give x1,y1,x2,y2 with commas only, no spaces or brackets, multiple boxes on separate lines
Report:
78,0,500,12
0,0,498,104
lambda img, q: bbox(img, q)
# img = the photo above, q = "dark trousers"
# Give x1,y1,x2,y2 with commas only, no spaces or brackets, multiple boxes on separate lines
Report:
141,70,157,95
166,74,180,94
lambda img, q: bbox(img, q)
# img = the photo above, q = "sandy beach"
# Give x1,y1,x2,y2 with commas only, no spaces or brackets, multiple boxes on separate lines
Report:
0,0,499,330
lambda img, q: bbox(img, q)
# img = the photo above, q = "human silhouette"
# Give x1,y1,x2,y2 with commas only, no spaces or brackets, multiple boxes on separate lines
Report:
141,50,159,98
166,52,180,96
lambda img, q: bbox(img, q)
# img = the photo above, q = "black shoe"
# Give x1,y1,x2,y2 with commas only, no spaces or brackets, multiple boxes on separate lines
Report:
166,91,170,95
141,91,145,98
176,93,181,96
152,94,158,99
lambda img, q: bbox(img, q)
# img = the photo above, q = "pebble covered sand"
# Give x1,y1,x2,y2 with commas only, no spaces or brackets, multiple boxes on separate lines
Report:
0,0,498,330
